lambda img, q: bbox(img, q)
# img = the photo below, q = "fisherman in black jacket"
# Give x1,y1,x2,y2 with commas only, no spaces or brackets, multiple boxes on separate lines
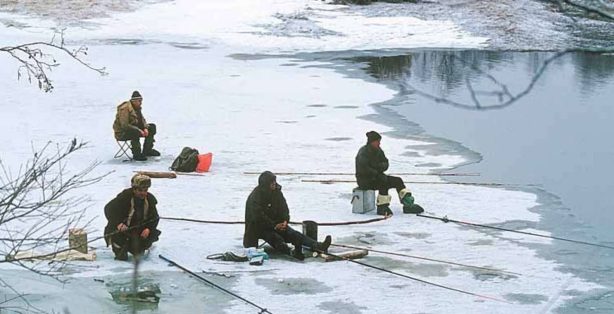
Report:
243,171,331,261
104,174,161,261
355,131,424,216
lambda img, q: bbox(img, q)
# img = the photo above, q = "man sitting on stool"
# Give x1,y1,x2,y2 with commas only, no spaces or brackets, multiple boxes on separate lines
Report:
112,90,160,161
355,131,424,216
243,171,332,261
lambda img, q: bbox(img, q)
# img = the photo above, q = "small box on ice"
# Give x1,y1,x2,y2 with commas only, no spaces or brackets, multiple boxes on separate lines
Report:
351,188,375,214
69,228,88,254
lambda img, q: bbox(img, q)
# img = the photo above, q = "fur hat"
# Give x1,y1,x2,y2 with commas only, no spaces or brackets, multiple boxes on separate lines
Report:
131,174,151,189
131,90,143,100
366,131,382,143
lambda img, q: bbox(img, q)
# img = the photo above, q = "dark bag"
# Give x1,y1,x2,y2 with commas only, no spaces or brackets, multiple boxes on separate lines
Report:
170,147,199,172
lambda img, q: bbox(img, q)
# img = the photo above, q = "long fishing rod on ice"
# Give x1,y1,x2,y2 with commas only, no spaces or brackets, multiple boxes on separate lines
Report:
313,249,510,303
417,214,614,250
159,254,272,314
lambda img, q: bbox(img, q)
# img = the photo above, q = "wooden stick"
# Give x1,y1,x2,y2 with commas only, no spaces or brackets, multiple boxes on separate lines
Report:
175,172,207,177
301,179,514,187
134,170,206,177
134,171,177,179
320,249,368,262
243,171,479,177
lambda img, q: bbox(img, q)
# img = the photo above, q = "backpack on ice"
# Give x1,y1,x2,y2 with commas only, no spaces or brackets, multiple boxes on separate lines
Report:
170,147,199,172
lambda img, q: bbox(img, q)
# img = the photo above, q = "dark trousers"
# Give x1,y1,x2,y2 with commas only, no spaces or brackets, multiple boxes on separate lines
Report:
260,226,316,254
377,175,406,196
119,123,157,154
110,232,155,257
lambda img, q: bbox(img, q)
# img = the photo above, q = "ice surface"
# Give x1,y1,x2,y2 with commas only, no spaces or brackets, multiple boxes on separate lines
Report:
0,1,600,313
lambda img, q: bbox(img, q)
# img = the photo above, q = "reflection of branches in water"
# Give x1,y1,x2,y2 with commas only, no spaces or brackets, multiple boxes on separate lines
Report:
572,51,614,92
407,48,614,111
353,55,412,81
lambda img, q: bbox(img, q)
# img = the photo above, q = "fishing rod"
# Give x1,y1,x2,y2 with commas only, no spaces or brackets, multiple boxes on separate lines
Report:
160,216,390,226
417,214,614,250
312,248,510,303
301,179,512,187
330,243,521,276
243,171,480,177
159,254,272,314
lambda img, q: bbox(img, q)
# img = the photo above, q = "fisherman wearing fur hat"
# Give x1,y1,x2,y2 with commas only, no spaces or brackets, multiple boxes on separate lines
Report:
112,90,161,161
243,171,332,261
104,174,161,261
355,131,424,216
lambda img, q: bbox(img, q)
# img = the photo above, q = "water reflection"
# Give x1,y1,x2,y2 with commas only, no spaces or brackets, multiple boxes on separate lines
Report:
352,51,614,104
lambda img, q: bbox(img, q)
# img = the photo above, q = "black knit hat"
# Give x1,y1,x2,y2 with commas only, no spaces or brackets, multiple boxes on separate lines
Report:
366,131,382,143
258,171,277,188
131,90,143,100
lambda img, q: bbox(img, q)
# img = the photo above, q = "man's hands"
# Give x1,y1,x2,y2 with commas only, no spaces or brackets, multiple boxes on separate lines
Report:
117,223,128,232
274,221,288,231
117,223,150,238
141,128,149,137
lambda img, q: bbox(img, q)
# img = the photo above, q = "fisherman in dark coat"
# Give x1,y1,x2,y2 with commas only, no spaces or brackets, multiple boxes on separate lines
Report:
243,171,331,260
104,174,161,260
355,131,424,216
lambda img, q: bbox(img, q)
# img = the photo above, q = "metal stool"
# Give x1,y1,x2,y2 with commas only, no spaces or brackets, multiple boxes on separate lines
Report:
114,140,133,161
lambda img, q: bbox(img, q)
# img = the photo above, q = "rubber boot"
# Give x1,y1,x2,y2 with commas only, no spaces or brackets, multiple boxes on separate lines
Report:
112,243,128,261
376,194,393,216
314,235,332,253
291,241,305,261
131,140,147,161
399,189,417,213
143,140,160,157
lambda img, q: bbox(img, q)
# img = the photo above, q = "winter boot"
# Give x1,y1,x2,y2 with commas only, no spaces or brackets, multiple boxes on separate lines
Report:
144,148,160,157
112,243,128,261
399,189,414,212
130,140,147,161
314,235,332,253
404,204,425,214
143,140,160,157
376,194,393,216
399,189,424,214
291,241,305,261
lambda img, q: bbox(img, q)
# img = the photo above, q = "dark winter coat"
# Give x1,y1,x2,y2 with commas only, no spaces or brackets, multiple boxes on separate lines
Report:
355,144,389,189
104,188,160,246
243,173,290,248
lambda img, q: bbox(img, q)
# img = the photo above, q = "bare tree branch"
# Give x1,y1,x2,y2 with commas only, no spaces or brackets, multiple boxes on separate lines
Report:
0,139,108,280
0,30,107,92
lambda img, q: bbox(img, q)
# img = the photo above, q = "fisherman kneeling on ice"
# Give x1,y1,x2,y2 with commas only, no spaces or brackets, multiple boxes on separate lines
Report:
243,171,331,261
355,131,424,216
104,174,161,261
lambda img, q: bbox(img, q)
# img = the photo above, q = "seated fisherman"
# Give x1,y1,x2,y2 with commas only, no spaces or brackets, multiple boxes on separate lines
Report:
104,174,161,260
243,171,331,261
112,90,160,161
355,131,424,216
